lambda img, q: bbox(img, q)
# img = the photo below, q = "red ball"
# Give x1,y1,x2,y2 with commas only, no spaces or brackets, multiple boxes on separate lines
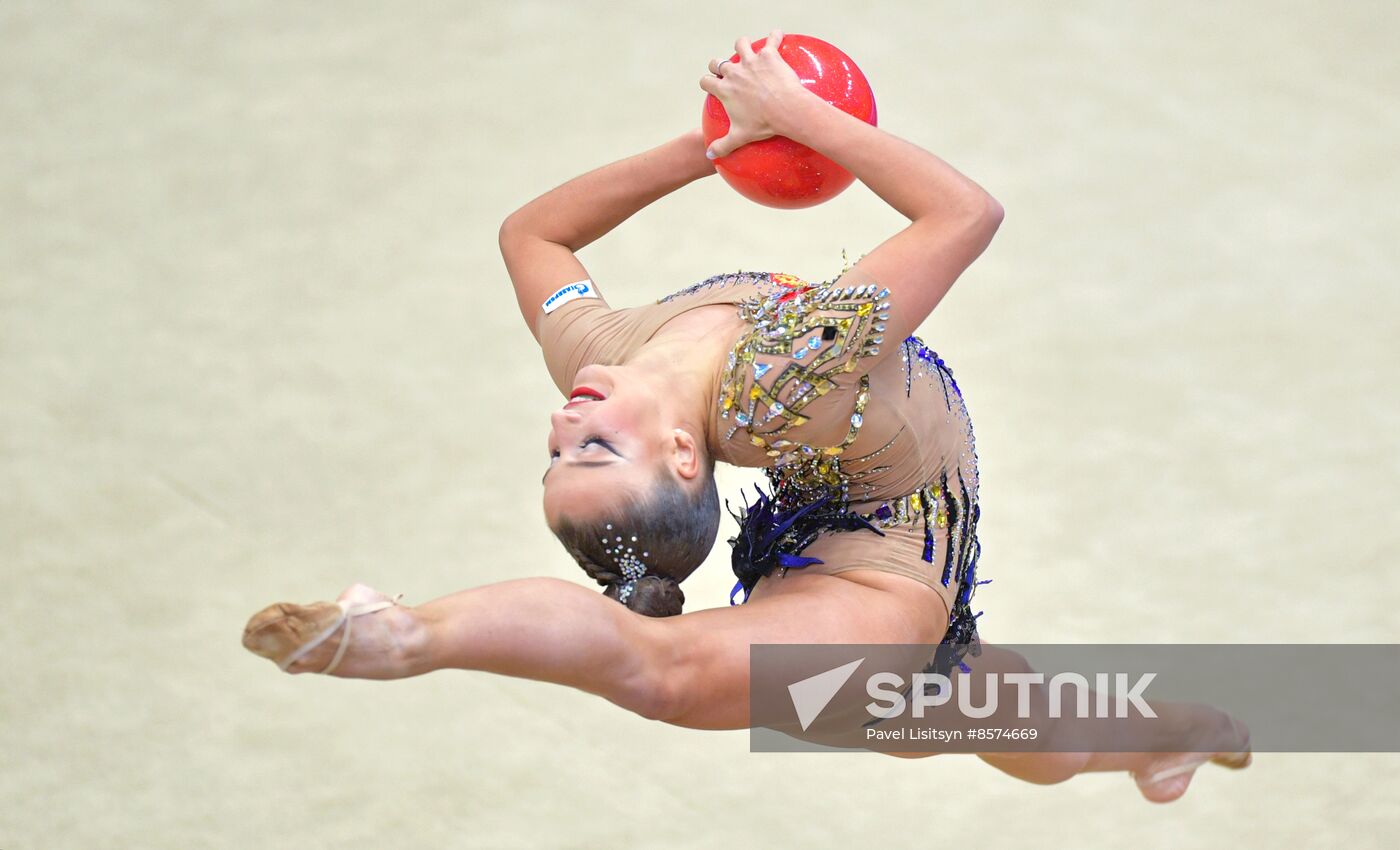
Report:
702,34,877,210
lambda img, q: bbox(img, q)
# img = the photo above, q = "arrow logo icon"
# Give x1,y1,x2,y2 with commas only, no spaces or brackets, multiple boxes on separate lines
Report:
787,658,865,731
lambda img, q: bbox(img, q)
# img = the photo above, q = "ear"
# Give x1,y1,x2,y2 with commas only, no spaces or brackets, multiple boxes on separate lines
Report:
669,428,702,481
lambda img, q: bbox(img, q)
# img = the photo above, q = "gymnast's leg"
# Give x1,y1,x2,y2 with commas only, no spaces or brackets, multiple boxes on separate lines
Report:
879,641,1251,802
242,570,946,728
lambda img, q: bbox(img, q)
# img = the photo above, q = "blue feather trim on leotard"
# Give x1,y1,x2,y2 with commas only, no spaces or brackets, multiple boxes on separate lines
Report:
725,485,885,605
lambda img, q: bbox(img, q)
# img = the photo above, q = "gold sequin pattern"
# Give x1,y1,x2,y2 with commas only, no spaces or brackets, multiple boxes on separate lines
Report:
718,275,889,448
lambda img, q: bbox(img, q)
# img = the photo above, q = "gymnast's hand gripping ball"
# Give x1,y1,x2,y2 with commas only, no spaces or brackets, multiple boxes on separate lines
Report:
702,33,877,210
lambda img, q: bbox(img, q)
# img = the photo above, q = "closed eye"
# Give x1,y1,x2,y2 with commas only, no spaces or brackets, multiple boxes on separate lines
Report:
550,437,607,459
542,435,623,483
582,435,621,455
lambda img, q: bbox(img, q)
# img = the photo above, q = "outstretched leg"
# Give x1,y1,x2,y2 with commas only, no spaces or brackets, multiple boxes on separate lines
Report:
877,642,1252,802
243,570,948,727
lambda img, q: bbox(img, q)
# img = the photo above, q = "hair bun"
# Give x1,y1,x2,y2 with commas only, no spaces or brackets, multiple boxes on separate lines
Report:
611,575,685,618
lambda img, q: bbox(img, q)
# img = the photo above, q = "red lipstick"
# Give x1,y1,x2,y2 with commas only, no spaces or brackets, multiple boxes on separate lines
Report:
564,386,606,409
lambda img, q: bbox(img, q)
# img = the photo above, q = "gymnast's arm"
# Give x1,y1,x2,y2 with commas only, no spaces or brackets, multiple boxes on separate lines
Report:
498,128,717,343
699,31,1004,348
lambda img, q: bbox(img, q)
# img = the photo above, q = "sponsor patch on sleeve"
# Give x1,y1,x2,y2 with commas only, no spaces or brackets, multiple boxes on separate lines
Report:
542,279,597,314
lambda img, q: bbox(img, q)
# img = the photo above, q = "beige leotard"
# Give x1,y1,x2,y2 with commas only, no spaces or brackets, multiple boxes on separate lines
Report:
538,269,983,631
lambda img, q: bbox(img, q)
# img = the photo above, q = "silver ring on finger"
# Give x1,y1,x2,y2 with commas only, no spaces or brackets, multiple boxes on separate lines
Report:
715,58,730,77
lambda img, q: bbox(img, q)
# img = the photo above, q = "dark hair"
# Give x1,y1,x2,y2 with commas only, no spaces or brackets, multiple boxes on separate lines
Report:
550,457,720,617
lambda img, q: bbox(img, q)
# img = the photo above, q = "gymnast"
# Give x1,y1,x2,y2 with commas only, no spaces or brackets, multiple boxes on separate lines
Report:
243,31,1249,802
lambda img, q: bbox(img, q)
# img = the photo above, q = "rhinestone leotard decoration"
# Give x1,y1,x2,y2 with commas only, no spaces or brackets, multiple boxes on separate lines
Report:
717,273,890,493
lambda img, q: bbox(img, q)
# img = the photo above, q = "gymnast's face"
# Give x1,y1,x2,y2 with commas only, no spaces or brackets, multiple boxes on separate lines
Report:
542,364,702,527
